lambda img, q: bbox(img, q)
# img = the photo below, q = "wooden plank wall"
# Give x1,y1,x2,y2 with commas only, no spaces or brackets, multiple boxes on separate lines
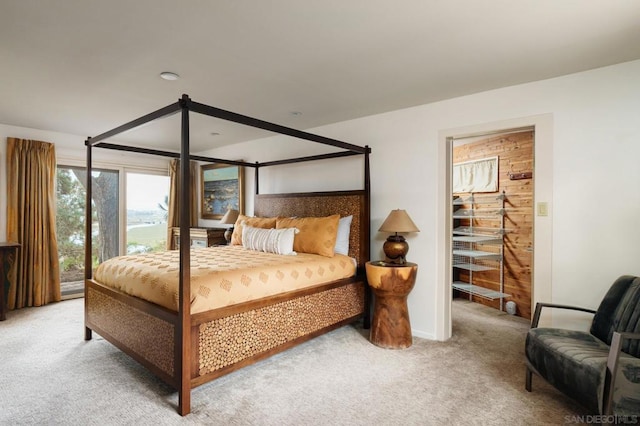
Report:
453,130,533,319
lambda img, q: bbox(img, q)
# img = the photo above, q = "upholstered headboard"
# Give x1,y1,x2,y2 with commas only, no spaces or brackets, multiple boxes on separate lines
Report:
254,190,370,269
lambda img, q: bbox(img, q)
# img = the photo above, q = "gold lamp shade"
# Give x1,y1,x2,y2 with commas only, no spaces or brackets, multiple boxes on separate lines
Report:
378,209,419,264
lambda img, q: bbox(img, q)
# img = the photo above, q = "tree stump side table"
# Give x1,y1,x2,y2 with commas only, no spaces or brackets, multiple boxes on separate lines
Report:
365,260,418,349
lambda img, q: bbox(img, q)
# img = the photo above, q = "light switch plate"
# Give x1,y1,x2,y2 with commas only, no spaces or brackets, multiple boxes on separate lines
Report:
537,202,548,217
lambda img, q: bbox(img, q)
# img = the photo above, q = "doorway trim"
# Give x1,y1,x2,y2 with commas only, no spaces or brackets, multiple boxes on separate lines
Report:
435,114,554,341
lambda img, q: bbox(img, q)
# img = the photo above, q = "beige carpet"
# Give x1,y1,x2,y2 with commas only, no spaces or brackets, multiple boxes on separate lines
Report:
0,298,585,425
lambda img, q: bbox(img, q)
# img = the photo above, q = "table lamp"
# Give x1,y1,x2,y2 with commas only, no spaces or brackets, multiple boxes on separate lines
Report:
378,209,420,264
220,208,240,244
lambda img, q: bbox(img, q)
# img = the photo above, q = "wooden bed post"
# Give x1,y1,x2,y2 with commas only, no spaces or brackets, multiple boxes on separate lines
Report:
177,95,192,415
84,139,93,341
363,146,372,329
255,162,260,195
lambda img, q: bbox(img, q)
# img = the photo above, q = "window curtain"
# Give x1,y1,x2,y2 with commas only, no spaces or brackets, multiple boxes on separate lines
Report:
167,159,198,249
452,156,499,193
6,138,60,309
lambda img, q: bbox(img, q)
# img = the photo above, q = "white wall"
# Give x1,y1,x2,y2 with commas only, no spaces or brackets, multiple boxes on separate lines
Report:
200,59,640,339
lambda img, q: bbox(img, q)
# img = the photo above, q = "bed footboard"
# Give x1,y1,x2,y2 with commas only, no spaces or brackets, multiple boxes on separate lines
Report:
195,280,365,384
85,276,365,392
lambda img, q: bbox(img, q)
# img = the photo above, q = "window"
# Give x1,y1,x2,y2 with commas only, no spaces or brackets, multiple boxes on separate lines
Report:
56,166,119,297
56,165,169,298
126,172,170,254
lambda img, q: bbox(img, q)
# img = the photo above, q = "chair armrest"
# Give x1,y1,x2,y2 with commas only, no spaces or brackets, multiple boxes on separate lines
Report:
530,302,597,329
603,331,640,415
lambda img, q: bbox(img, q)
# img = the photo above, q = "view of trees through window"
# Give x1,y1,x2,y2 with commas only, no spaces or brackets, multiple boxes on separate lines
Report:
56,166,119,287
56,166,169,294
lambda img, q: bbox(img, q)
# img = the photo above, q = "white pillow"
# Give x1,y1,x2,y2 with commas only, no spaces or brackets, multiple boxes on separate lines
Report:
334,215,353,256
242,225,299,255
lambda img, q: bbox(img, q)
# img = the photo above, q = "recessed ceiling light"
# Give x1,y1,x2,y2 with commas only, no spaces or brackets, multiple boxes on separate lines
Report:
160,71,180,81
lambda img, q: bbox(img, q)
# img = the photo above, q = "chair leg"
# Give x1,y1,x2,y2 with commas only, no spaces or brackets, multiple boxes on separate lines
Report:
525,366,533,392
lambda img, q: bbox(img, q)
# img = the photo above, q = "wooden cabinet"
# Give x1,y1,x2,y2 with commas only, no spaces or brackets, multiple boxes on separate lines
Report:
171,227,227,249
0,242,20,321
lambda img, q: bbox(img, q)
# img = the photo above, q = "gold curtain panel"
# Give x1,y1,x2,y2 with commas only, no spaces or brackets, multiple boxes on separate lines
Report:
6,137,60,309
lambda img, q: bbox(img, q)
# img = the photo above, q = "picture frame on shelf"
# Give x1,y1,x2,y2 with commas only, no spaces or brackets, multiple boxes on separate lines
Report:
200,163,244,220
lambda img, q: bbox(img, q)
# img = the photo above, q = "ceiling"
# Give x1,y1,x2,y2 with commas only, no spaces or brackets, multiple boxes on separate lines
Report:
1,0,640,153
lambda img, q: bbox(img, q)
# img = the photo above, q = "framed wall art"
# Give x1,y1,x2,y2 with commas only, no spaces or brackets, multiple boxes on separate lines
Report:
200,163,244,219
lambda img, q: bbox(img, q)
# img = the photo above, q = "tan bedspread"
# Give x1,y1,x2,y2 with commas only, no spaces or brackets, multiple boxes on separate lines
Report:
93,245,356,314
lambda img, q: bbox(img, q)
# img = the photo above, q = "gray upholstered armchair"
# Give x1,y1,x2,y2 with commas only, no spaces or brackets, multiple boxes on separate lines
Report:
525,275,640,415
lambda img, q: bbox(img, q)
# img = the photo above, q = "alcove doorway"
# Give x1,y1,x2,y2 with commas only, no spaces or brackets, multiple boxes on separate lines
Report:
450,128,534,320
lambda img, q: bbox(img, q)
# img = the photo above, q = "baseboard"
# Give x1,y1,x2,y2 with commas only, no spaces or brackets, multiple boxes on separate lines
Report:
412,329,435,341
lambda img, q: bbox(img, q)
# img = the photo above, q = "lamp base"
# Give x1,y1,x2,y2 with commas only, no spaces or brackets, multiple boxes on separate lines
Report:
224,227,234,245
383,235,409,264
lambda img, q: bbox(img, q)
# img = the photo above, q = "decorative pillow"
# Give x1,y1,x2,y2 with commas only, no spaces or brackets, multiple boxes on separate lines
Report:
230,215,277,245
276,214,340,257
334,215,353,256
242,225,298,255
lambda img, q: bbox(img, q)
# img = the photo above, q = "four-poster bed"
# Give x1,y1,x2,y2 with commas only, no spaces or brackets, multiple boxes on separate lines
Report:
83,94,371,415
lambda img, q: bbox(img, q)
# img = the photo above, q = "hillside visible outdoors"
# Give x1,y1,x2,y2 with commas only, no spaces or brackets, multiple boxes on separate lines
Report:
126,172,170,255
56,167,169,286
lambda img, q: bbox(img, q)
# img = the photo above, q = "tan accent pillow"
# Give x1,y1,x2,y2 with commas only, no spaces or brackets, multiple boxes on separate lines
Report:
276,214,340,257
230,215,277,245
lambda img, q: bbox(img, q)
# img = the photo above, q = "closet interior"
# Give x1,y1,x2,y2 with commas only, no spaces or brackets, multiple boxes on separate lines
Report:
451,130,534,319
